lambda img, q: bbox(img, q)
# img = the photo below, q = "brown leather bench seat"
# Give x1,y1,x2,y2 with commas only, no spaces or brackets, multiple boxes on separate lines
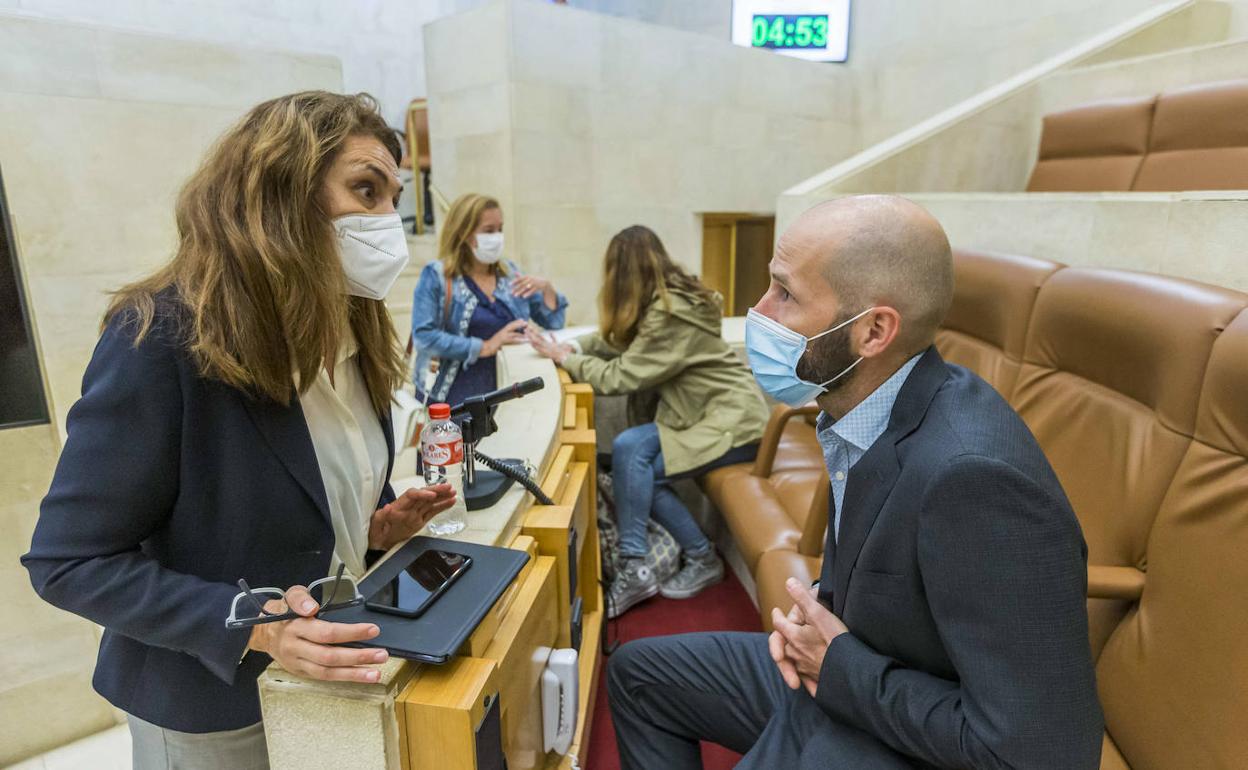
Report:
705,249,1248,768
703,406,824,573
1026,79,1248,192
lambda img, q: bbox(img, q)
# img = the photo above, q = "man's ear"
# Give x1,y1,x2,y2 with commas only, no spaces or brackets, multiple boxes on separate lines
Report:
858,306,902,359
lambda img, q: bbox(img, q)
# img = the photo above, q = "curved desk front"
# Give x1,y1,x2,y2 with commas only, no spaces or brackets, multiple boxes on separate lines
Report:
258,345,601,770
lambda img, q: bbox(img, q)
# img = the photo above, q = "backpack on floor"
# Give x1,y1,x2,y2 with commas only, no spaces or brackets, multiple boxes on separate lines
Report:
597,468,681,584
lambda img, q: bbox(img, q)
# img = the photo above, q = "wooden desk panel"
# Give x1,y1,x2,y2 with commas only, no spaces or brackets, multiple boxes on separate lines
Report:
398,658,498,770
482,556,558,770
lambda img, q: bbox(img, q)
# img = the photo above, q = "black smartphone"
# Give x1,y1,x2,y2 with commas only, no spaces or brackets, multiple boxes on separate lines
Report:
365,549,473,619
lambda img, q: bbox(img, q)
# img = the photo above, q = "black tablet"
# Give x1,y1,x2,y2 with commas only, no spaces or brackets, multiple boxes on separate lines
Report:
333,537,529,664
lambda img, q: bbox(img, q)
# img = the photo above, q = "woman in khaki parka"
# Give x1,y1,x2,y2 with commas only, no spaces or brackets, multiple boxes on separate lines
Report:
529,225,767,617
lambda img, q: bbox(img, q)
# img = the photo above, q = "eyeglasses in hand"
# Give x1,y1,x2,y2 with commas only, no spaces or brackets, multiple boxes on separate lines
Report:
225,563,364,629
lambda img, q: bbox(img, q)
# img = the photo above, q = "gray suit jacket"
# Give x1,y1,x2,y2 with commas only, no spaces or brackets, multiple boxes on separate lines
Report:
815,347,1103,769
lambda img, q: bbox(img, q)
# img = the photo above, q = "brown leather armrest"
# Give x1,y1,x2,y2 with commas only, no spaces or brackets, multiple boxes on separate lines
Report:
797,478,830,556
1087,564,1145,601
752,403,821,477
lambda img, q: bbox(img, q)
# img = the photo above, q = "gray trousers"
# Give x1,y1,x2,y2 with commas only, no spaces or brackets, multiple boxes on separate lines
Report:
607,632,916,770
128,715,269,770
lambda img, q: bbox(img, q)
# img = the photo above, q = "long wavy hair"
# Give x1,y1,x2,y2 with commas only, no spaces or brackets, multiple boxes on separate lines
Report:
104,91,406,415
439,193,508,278
598,225,717,349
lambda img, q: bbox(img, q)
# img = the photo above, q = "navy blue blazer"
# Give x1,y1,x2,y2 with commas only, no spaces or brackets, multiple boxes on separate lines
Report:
813,347,1103,768
22,301,396,733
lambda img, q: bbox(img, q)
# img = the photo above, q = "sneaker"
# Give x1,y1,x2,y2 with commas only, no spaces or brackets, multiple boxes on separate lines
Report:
659,548,724,600
607,557,658,619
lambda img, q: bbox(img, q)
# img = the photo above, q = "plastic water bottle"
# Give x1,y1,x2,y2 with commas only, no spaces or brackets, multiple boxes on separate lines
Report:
421,403,468,535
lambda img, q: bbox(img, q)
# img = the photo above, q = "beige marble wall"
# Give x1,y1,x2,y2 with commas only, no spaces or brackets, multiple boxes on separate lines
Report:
0,0,492,127
777,192,1248,298
426,0,861,323
423,1,518,222
845,0,1176,143
0,424,121,766
774,192,1248,321
1040,37,1248,110
0,13,342,763
571,0,732,39
1,13,342,435
910,192,1248,293
1076,0,1231,66
1219,0,1248,34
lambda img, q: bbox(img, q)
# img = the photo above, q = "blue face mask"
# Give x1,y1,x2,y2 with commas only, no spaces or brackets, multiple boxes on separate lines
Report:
745,307,874,406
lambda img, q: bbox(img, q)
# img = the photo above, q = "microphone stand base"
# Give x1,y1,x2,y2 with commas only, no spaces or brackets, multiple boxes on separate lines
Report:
464,463,524,511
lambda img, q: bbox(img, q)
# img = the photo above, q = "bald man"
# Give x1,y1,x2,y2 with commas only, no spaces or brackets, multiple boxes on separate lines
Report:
608,196,1102,769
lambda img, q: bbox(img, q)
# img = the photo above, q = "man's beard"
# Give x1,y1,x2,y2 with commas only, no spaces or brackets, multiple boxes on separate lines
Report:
795,324,858,394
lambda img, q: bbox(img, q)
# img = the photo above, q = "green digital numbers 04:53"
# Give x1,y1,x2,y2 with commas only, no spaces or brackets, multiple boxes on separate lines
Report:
750,14,829,50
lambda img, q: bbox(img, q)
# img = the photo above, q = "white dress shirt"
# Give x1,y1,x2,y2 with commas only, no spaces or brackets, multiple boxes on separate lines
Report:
300,331,388,578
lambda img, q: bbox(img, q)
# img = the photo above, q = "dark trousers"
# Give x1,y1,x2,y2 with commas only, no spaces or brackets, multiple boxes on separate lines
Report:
608,632,915,770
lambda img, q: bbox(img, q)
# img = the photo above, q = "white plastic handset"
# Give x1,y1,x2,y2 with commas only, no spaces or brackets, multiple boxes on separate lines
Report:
542,648,579,754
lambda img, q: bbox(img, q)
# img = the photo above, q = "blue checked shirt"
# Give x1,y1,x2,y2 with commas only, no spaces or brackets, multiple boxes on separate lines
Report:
816,354,922,541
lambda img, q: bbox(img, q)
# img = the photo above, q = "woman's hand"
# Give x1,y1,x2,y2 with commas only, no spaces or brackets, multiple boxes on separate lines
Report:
511,274,551,300
480,319,529,358
247,586,388,683
526,328,574,366
513,274,559,311
368,484,457,551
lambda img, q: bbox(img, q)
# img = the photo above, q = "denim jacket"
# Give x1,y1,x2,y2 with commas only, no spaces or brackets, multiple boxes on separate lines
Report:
411,259,568,401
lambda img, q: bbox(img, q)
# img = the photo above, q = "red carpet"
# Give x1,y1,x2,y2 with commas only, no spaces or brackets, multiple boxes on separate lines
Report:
585,570,762,770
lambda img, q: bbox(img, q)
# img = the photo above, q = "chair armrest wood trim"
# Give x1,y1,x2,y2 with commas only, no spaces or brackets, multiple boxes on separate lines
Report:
797,478,830,556
752,403,821,477
1087,564,1145,601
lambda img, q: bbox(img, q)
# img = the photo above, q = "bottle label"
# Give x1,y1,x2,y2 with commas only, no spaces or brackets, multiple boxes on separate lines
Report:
423,439,464,467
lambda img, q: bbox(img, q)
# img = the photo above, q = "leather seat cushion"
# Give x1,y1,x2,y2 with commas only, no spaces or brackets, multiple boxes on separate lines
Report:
1027,156,1144,192
936,250,1062,398
1013,268,1246,568
1094,310,1248,770
702,461,751,503
770,419,823,475
935,330,1019,399
755,549,820,632
1134,79,1248,191
714,474,801,571
1026,95,1155,191
1100,733,1130,770
1133,147,1248,191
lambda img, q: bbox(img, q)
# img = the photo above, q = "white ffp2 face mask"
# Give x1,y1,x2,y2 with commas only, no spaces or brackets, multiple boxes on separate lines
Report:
473,232,504,265
334,212,410,300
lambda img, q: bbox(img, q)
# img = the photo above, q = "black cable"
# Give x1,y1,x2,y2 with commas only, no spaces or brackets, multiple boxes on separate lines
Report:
474,450,557,506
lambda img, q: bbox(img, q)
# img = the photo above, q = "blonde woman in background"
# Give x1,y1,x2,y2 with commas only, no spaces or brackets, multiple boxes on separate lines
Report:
529,225,767,617
410,193,567,405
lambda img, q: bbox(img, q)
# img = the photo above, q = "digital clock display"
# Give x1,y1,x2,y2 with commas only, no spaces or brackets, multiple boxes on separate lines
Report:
731,1,850,62
751,14,829,50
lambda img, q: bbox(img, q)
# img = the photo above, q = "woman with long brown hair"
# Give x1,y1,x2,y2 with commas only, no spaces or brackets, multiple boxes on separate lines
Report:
530,225,767,617
410,193,566,405
22,91,455,768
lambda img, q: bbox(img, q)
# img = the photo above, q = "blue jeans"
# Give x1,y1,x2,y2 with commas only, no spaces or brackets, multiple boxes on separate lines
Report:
612,423,759,559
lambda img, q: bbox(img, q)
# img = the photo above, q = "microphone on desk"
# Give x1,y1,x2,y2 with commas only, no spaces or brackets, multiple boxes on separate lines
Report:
447,376,551,511
450,376,545,418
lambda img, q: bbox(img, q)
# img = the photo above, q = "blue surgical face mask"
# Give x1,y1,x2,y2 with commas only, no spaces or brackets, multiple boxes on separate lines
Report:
745,306,874,406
